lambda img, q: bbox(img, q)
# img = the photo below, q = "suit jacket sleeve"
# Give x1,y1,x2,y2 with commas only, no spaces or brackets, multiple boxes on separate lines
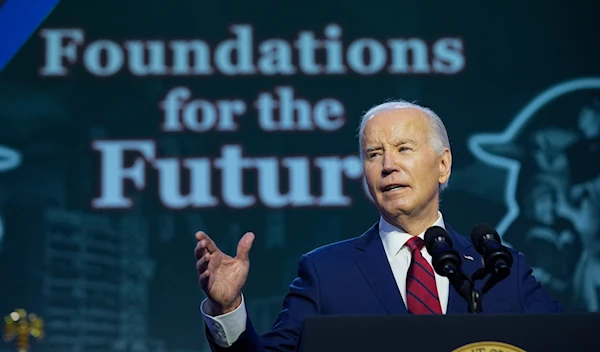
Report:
206,253,321,352
516,251,565,313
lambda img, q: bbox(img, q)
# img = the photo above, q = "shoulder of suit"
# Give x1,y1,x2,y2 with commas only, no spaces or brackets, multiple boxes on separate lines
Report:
303,223,377,259
304,235,362,258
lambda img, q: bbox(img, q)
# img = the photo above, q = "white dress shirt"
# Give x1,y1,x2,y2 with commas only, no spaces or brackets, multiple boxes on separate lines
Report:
378,212,449,314
201,212,449,347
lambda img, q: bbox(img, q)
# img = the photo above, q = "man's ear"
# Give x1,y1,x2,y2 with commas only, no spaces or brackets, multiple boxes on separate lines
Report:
438,148,452,185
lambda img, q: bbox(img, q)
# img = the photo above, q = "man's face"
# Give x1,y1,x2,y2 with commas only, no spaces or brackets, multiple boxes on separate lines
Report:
362,108,451,221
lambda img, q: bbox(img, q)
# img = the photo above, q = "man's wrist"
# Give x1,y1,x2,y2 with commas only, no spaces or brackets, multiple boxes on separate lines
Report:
206,295,243,316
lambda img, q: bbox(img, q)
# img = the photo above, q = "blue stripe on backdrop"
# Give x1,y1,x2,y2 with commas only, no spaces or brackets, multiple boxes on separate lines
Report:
0,0,61,72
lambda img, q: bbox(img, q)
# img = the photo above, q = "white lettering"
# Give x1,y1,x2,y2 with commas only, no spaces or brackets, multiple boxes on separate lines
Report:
92,141,367,209
347,38,386,74
159,87,246,132
38,25,466,77
432,38,465,74
125,40,168,76
169,40,213,75
213,145,255,208
214,25,256,75
92,140,155,208
323,24,346,74
294,30,322,75
154,158,218,208
313,99,345,131
315,156,363,205
388,38,430,73
255,86,345,132
159,87,191,132
255,157,315,207
277,86,312,130
39,28,84,76
258,39,295,75
84,40,124,76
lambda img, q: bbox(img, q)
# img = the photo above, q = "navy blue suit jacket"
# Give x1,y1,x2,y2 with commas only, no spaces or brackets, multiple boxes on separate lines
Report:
206,222,563,351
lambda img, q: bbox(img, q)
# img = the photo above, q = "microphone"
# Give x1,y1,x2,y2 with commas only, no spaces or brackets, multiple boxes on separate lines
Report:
425,226,481,312
424,226,462,279
470,223,513,279
424,226,481,313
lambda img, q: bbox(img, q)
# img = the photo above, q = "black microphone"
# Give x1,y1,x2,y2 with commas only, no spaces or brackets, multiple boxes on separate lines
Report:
470,223,513,279
425,226,482,313
424,226,462,278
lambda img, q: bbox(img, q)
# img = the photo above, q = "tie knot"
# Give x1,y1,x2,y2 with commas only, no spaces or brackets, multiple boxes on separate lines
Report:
406,236,424,252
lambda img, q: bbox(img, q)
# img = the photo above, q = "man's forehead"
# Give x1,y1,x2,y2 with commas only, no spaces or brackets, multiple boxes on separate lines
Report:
363,109,429,136
366,108,427,126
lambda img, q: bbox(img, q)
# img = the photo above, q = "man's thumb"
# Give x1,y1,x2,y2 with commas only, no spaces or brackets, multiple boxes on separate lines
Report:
236,232,255,261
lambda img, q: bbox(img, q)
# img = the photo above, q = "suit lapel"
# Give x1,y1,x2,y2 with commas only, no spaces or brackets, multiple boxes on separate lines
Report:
352,222,482,315
354,223,408,315
445,224,482,314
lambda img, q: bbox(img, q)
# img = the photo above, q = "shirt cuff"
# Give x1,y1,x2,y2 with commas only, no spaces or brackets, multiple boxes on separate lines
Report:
200,295,247,348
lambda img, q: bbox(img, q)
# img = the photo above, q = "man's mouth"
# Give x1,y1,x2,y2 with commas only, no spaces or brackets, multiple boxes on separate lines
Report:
383,184,406,192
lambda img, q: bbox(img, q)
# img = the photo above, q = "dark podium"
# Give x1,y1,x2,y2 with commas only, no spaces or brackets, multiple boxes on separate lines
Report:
298,313,599,351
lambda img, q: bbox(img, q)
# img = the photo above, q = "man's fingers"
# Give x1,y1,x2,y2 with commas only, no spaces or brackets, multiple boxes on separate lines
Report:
195,231,219,258
194,240,207,260
198,270,210,290
196,253,210,273
236,232,255,261
195,231,206,241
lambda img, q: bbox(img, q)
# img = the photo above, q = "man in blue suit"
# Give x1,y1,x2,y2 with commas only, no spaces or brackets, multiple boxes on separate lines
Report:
194,100,563,351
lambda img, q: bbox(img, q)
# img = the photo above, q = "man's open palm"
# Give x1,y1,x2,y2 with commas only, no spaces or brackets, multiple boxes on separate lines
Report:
195,231,255,314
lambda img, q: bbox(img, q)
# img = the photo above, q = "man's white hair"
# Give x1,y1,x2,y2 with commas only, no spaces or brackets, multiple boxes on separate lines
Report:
357,99,451,191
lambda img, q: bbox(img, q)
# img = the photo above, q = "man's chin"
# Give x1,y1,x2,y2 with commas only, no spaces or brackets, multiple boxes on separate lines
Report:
379,204,413,219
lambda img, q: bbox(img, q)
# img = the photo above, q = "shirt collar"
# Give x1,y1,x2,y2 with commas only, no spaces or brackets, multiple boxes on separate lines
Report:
379,212,446,260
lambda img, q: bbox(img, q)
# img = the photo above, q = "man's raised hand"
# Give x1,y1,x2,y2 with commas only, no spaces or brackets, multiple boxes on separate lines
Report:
195,231,255,315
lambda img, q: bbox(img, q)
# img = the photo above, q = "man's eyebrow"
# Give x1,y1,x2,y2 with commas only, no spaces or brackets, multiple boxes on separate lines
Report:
364,139,417,153
365,146,381,153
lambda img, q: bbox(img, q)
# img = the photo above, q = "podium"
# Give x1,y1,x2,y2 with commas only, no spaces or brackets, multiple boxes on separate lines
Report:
298,313,600,351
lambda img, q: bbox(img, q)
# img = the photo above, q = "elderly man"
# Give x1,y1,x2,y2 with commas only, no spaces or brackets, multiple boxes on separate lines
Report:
194,100,563,351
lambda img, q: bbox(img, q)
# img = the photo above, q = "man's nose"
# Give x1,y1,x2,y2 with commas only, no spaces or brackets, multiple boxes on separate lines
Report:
382,152,400,174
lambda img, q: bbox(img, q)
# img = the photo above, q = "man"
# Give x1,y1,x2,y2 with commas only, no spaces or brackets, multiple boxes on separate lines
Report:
194,100,563,351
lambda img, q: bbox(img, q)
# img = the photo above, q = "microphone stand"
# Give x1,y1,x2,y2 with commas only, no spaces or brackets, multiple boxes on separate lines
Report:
468,268,487,313
468,267,508,312
445,266,482,313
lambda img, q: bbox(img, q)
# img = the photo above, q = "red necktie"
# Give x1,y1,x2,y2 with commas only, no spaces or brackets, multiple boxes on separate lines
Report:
405,236,442,314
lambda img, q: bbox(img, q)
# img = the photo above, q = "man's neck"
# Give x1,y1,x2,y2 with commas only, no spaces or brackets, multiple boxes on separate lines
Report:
384,208,440,236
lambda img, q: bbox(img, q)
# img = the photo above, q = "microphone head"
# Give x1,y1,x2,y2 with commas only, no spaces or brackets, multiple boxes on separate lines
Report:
470,223,501,254
470,223,513,277
424,226,452,254
424,226,461,277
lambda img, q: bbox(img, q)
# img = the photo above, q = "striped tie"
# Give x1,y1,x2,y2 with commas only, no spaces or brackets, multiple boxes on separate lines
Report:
405,236,442,314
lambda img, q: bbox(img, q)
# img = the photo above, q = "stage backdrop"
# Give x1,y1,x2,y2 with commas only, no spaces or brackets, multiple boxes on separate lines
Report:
1,0,599,351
